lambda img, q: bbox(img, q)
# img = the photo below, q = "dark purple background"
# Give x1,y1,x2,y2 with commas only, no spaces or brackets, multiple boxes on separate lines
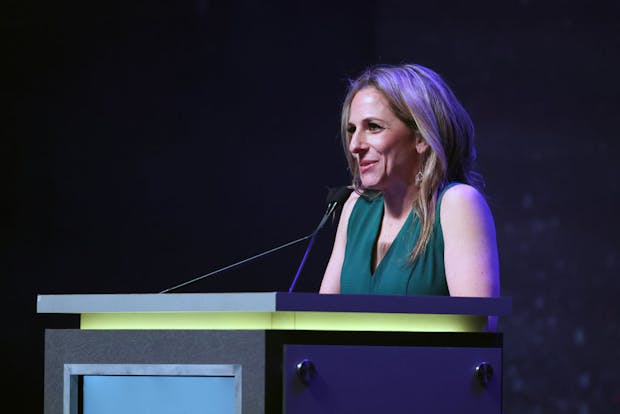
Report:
4,0,619,412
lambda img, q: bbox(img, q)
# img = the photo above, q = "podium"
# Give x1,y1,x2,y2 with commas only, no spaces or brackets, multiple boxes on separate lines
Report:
37,292,511,413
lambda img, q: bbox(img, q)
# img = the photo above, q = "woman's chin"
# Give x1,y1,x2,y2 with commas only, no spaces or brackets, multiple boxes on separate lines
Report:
360,181,381,191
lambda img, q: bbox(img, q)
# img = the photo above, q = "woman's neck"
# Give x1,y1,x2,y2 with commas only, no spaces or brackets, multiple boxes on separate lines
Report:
381,183,418,221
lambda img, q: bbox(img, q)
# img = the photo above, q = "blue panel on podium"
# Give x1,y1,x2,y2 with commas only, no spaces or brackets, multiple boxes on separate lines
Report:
284,344,501,414
83,376,234,414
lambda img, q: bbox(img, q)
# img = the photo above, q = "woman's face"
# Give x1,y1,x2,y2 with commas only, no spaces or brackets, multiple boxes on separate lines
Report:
347,87,424,194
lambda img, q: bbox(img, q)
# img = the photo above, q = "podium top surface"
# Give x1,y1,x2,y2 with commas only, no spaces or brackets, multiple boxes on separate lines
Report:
37,292,511,316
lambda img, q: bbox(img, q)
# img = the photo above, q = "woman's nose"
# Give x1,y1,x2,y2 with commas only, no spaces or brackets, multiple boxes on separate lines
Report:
349,131,366,154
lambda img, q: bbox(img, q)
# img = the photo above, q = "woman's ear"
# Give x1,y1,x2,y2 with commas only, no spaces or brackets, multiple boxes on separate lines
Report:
415,134,430,154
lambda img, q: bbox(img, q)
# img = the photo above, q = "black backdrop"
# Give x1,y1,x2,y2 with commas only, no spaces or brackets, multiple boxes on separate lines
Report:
4,1,620,412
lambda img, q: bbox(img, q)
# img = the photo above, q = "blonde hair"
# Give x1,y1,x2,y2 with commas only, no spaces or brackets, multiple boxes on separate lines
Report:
341,64,483,262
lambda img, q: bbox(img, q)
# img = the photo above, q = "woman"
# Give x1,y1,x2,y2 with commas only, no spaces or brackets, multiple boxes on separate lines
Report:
320,64,499,297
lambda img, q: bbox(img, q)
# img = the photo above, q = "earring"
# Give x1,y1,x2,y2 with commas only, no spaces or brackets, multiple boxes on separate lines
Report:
415,171,423,186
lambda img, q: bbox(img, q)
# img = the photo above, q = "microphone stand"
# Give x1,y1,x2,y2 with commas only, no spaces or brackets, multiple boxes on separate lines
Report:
159,205,335,294
287,201,339,293
158,234,311,294
158,187,350,294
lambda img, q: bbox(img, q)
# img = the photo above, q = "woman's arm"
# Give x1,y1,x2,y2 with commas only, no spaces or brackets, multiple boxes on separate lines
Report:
440,184,500,297
319,192,359,294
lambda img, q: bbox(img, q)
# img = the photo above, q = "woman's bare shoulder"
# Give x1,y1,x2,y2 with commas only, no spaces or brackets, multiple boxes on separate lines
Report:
440,184,490,220
442,183,485,205
334,189,359,222
343,190,360,211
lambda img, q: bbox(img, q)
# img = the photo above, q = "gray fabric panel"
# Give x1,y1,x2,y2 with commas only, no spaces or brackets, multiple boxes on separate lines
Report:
44,330,265,414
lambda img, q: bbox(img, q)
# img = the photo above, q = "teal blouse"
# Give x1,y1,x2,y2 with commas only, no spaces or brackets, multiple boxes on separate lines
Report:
340,188,453,296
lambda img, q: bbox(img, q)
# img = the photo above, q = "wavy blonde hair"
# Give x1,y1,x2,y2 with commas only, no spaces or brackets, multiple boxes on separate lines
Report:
341,64,484,262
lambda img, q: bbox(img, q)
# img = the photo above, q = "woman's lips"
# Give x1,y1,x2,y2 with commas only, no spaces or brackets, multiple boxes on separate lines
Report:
359,160,377,173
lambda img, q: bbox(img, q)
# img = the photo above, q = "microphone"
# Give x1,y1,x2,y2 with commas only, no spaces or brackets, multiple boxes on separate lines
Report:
288,186,352,293
158,186,352,294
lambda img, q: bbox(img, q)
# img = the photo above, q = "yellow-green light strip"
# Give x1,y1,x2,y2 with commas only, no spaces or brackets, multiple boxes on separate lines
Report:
80,311,486,332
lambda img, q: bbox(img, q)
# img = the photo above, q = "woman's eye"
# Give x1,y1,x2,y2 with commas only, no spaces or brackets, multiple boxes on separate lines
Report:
347,125,356,134
368,122,383,131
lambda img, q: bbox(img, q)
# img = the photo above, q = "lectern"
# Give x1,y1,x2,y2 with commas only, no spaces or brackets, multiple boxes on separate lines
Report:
37,292,511,413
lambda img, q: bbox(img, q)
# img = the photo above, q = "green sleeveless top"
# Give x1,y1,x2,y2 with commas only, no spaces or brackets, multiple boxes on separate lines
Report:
340,187,454,296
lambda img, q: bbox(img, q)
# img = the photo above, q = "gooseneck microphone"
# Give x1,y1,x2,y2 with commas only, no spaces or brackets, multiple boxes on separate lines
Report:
158,186,352,294
287,186,352,292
